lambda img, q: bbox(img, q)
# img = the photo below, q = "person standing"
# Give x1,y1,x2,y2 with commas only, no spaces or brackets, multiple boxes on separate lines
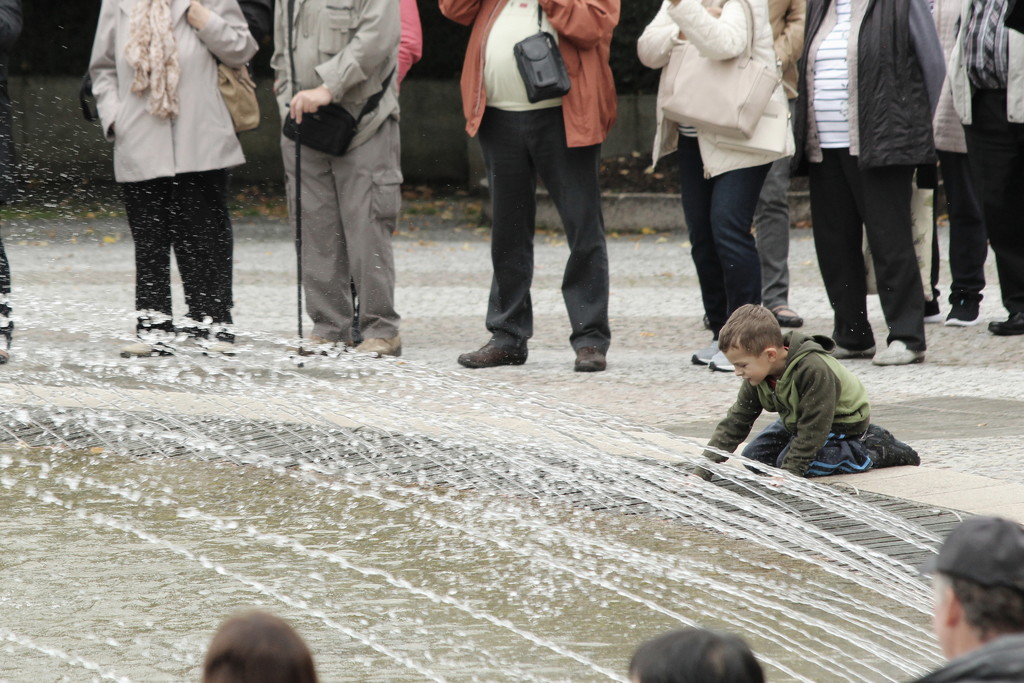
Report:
927,0,988,328
752,0,805,330
440,0,618,373
947,0,1024,336
90,0,258,357
792,0,945,365
639,0,794,373
911,516,1024,682
272,0,402,356
0,0,19,365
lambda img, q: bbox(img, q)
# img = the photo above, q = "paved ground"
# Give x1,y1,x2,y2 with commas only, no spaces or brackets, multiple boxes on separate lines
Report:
4,205,1023,521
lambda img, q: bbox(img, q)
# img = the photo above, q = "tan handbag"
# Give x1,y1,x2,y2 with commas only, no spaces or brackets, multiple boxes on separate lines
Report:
218,63,260,133
661,0,780,138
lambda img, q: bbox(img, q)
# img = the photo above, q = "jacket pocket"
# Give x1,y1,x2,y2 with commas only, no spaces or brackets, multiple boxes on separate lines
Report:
319,5,352,55
371,169,403,233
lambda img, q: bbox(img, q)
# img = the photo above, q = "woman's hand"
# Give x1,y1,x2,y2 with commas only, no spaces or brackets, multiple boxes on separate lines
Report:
289,86,333,124
187,0,212,30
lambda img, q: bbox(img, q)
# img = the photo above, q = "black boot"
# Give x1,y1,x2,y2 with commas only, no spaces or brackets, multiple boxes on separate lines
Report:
863,424,920,468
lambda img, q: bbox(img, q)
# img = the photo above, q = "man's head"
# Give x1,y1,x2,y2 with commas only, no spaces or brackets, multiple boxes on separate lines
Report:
923,516,1024,659
718,305,785,386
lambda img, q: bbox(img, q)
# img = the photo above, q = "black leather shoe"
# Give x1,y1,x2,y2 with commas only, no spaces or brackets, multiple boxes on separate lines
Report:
772,306,804,328
574,346,607,372
988,312,1024,336
457,343,527,368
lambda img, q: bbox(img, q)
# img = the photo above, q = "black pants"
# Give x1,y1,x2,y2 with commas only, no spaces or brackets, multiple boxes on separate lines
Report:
809,148,926,351
121,169,234,324
964,89,1024,314
478,107,610,352
930,150,988,304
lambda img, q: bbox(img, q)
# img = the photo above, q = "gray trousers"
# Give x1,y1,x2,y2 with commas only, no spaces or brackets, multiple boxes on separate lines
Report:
752,100,796,311
281,118,401,342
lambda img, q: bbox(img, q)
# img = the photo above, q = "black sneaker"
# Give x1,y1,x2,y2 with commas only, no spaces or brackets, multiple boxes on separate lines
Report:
945,298,981,327
862,424,920,468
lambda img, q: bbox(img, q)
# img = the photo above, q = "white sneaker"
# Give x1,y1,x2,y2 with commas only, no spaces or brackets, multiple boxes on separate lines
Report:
709,350,734,372
871,340,925,366
691,340,719,366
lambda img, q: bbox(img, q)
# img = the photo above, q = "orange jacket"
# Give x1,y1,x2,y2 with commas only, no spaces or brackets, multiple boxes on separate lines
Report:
439,0,619,148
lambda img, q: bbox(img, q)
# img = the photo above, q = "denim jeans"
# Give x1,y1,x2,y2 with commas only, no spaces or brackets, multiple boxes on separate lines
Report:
753,100,797,310
676,135,770,335
742,419,873,477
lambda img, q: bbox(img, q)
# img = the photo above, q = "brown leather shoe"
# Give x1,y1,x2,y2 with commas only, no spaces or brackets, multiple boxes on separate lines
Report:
457,343,527,368
574,346,607,372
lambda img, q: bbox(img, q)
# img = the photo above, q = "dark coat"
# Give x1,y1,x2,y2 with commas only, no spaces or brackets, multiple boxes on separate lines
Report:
239,0,273,44
793,0,941,173
0,0,20,204
908,634,1024,682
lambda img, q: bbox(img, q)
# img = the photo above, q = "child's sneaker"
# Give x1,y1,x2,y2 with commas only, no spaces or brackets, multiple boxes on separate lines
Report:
863,424,920,468
945,297,982,327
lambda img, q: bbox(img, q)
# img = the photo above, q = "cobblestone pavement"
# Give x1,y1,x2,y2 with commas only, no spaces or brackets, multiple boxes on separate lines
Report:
5,209,1022,488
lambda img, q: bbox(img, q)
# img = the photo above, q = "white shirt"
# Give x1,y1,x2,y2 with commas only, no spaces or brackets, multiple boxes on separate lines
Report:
812,0,853,148
484,0,563,110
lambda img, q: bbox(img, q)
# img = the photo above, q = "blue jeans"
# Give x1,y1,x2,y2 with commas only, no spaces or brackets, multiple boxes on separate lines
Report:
742,419,873,477
676,135,770,335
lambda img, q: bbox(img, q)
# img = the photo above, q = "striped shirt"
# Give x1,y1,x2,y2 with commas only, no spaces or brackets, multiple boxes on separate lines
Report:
963,0,1010,89
812,0,852,148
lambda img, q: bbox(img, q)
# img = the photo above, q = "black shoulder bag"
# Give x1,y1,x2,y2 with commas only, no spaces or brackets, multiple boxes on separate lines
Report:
282,0,394,155
512,4,571,103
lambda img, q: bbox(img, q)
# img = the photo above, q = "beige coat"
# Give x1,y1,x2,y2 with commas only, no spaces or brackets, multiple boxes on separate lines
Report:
270,0,400,152
89,0,258,183
931,0,965,153
767,0,804,99
638,0,794,177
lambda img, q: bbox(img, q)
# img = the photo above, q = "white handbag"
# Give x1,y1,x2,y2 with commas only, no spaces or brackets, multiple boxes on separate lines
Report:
712,97,790,155
660,0,780,139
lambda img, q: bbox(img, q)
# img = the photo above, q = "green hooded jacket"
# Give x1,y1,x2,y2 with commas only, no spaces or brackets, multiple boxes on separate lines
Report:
706,331,871,476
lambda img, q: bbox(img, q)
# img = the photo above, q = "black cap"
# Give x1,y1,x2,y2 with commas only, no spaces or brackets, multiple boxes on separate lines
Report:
921,516,1024,589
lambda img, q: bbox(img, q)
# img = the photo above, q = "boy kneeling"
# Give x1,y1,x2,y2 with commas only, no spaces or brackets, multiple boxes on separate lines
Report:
704,305,919,477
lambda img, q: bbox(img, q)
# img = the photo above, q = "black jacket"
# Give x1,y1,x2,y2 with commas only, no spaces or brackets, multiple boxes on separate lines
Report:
0,0,20,204
240,0,274,44
909,634,1024,682
793,0,943,173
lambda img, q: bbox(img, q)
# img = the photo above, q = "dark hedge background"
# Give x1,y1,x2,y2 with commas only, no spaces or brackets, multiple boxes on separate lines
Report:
12,0,662,93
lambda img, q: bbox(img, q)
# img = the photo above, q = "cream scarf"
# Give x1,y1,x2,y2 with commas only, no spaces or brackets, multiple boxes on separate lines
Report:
124,0,181,119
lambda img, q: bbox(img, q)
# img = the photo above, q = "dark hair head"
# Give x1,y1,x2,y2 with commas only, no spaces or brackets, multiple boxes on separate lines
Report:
947,576,1024,640
628,628,765,683
717,305,784,356
202,611,319,683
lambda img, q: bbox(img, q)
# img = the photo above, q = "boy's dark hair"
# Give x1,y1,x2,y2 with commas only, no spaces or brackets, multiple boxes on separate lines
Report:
628,628,765,683
203,611,319,683
718,305,784,356
948,576,1024,640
